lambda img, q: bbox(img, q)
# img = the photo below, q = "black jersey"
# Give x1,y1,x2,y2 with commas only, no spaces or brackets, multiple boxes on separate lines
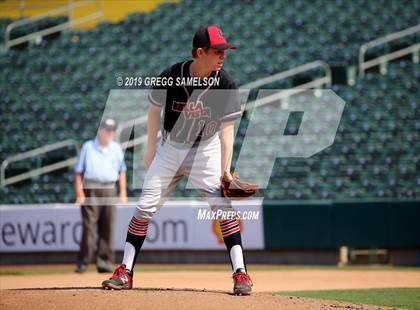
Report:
148,60,242,143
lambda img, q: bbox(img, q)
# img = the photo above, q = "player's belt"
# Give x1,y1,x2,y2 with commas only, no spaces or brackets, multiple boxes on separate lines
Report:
161,129,214,148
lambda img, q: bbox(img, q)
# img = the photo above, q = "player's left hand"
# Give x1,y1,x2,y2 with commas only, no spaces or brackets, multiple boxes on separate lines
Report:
221,171,259,200
222,171,233,182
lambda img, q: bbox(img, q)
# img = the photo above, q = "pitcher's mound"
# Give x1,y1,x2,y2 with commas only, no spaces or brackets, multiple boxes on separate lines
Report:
1,287,393,310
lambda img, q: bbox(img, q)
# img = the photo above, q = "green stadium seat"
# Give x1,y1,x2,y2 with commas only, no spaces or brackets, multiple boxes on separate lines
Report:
1,0,419,203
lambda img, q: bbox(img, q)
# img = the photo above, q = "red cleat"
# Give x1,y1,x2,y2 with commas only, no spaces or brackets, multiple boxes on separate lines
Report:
232,271,253,296
101,264,133,290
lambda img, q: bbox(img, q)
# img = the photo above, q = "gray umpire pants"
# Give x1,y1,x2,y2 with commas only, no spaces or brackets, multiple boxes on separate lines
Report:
78,180,117,270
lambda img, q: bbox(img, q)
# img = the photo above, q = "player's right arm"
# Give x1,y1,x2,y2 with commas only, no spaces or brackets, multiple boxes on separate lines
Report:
143,104,161,168
145,66,171,168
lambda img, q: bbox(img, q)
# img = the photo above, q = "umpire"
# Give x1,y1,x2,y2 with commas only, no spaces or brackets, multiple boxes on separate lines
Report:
74,118,127,273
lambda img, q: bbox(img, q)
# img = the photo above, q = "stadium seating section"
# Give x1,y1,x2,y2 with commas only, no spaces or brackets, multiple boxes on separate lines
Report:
0,0,418,203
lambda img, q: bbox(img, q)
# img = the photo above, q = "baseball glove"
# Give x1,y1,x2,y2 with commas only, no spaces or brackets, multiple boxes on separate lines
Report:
221,171,259,199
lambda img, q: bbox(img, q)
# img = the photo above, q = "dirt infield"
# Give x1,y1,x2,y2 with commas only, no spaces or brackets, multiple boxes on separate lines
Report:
1,266,419,309
0,289,402,310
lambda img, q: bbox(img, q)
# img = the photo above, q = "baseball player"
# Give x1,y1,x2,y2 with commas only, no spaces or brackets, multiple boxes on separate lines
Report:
102,26,253,295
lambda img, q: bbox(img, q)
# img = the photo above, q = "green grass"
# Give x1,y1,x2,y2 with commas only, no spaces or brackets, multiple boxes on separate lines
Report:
0,264,419,276
276,288,420,310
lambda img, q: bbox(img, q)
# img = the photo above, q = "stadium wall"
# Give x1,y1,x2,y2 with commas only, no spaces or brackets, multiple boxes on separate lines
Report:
263,200,420,249
1,200,419,265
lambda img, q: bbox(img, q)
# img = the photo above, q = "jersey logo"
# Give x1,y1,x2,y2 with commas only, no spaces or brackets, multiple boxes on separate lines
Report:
172,100,211,119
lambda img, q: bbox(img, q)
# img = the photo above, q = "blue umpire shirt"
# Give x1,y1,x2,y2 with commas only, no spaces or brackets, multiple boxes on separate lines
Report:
74,138,127,183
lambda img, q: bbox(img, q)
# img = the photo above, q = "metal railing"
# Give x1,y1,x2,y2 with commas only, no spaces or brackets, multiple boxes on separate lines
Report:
116,114,149,149
1,140,79,187
4,0,103,50
241,60,331,109
359,24,420,76
240,60,331,90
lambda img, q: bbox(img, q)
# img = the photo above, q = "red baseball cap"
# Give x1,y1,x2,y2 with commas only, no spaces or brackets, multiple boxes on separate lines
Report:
193,26,237,50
